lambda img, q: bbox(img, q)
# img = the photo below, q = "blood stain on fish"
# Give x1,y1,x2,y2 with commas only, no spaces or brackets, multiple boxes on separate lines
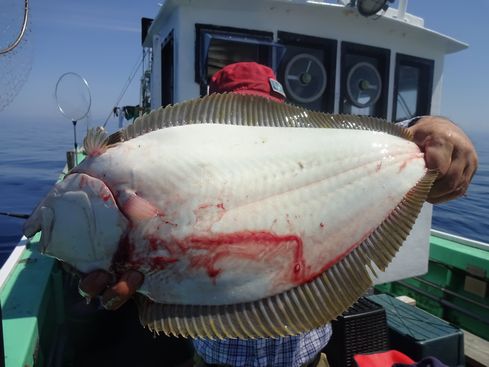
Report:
99,187,112,202
186,231,306,283
111,233,136,273
150,256,178,268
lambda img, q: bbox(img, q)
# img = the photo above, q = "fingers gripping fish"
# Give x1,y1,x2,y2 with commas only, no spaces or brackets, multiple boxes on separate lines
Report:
23,94,436,339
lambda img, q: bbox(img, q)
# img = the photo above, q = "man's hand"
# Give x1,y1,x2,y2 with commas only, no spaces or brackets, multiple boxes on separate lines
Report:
78,269,144,310
408,116,478,204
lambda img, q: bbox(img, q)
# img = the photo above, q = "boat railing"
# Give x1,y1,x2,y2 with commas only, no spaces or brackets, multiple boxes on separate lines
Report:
431,229,489,251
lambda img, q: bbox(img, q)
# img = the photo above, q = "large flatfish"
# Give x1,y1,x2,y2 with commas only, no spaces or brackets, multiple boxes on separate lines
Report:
23,94,436,339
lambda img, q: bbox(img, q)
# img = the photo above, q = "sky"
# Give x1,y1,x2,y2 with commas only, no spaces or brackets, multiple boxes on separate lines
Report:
1,0,159,127
1,0,488,134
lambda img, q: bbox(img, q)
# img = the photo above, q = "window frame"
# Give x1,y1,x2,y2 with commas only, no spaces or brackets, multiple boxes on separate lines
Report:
277,31,337,112
392,53,434,122
340,42,390,118
195,24,275,95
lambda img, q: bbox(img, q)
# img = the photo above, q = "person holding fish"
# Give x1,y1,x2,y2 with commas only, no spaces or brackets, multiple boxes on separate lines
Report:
73,62,477,367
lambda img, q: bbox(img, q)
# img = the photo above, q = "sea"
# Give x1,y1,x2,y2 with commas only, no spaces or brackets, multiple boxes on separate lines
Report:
0,119,488,266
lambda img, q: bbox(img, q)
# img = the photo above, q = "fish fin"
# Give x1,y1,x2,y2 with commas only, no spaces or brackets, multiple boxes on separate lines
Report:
83,127,109,157
135,170,437,339
107,130,125,145
122,193,160,222
135,259,371,339
359,169,438,271
118,94,413,142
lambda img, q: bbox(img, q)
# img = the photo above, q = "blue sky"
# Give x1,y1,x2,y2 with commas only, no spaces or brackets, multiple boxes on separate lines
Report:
1,0,488,134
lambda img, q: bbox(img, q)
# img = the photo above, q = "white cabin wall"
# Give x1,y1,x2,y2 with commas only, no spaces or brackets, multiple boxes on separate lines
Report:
430,57,445,115
151,34,162,110
175,7,200,103
150,9,180,109
167,1,450,116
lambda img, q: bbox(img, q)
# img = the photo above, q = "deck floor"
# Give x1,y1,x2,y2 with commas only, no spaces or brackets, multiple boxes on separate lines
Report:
464,329,489,367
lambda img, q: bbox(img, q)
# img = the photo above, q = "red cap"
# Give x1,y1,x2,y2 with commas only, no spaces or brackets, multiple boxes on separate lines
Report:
209,62,286,103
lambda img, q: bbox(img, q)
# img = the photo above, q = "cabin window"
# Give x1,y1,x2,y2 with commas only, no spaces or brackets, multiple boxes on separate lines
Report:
161,31,174,106
277,31,337,112
340,42,390,118
196,24,274,95
393,54,434,122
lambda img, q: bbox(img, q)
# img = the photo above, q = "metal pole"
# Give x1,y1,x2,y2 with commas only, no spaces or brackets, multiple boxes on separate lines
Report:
0,302,4,367
72,120,78,166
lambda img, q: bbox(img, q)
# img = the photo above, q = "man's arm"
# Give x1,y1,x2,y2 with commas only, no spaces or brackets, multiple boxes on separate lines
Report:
407,116,478,204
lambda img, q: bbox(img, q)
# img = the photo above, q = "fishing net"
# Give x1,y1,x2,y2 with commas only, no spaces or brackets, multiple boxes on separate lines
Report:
0,0,33,112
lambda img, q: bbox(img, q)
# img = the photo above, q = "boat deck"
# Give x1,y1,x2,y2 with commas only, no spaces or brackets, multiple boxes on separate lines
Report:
463,329,489,367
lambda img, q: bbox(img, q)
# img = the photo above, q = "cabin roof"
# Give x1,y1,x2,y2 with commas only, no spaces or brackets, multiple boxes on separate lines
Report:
143,0,467,54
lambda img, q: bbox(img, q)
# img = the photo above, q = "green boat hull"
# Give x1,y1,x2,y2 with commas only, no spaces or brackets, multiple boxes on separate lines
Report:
377,230,489,340
1,231,488,366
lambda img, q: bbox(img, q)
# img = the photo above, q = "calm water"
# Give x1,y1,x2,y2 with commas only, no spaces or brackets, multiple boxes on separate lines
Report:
0,120,488,265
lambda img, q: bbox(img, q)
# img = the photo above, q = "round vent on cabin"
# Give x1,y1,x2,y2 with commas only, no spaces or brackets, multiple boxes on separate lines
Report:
284,53,327,103
346,61,381,108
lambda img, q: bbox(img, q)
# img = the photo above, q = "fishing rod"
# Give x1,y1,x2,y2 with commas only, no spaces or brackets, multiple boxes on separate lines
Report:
0,211,29,219
102,50,146,128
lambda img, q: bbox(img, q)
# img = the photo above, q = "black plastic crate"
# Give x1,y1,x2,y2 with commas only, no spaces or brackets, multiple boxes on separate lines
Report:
368,294,465,367
324,297,389,367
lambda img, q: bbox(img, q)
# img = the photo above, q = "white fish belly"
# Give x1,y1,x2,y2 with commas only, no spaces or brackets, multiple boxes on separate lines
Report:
80,124,425,305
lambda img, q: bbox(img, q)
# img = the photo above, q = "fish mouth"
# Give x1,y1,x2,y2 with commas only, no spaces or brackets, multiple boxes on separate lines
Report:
23,173,128,273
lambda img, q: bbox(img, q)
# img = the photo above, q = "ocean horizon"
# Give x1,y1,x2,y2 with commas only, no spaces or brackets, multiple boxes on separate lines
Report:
1,118,488,265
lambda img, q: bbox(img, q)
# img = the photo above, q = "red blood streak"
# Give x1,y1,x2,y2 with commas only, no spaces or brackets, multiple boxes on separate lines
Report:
112,227,371,289
207,267,221,279
147,233,184,255
120,230,307,282
78,174,89,189
111,233,135,273
304,230,374,284
148,235,162,251
187,231,305,283
151,256,178,267
99,188,112,202
399,153,423,173
399,161,408,172
87,148,106,158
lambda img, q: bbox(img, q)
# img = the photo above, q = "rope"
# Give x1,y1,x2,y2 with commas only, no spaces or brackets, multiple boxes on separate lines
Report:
102,50,146,128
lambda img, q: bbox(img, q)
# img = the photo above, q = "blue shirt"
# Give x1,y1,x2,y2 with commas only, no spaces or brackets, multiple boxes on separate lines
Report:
193,324,332,367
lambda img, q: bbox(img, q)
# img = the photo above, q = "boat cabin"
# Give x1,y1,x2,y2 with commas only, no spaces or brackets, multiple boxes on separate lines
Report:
140,0,466,122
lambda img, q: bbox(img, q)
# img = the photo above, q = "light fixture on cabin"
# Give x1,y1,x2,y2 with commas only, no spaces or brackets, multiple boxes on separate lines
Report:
356,0,391,17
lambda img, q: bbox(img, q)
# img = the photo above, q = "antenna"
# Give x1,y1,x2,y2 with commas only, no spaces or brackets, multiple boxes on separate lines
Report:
54,72,92,166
